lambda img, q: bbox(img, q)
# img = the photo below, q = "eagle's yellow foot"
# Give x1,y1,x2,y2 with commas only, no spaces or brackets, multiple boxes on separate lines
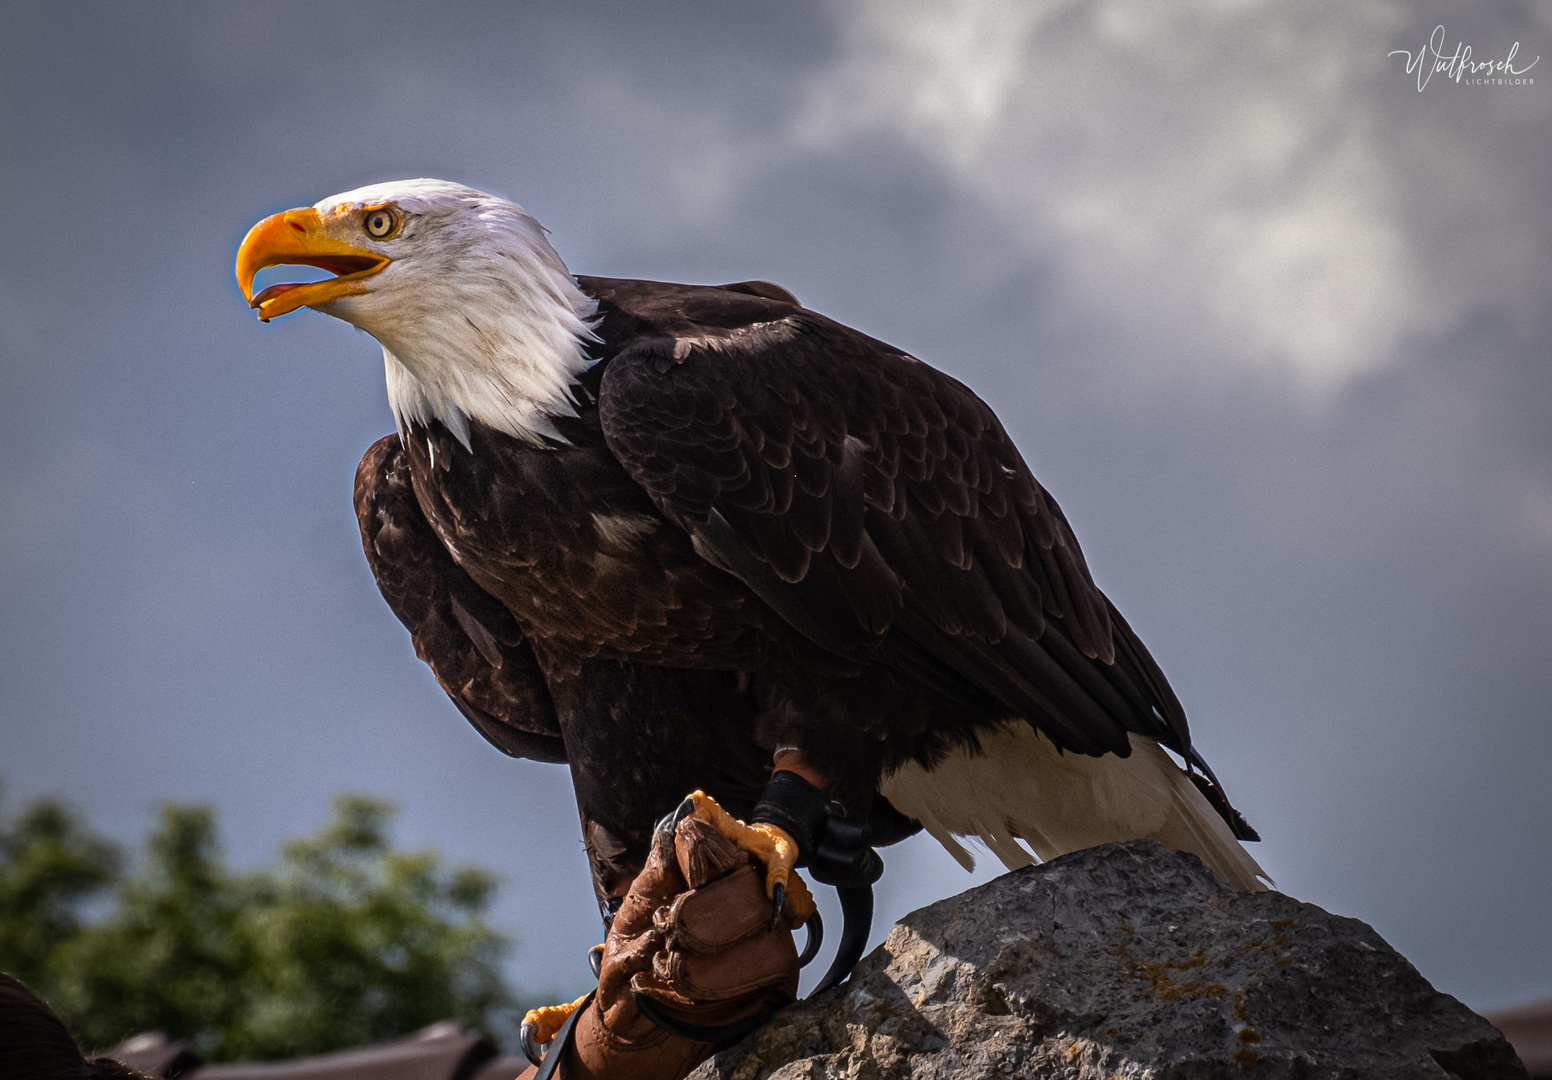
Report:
685,790,817,923
519,992,591,1062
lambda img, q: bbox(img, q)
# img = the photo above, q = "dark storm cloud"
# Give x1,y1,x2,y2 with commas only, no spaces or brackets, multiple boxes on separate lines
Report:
1,0,1547,1007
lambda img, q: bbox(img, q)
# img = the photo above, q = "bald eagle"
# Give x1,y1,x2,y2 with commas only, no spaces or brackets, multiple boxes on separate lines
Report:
237,179,1265,971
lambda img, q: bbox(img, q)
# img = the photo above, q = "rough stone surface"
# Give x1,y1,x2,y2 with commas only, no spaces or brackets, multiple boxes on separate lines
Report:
689,840,1526,1080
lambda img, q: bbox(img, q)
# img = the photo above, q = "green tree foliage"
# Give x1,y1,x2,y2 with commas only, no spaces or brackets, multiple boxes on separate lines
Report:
50,804,257,1056
0,786,121,990
226,796,510,1060
0,791,515,1061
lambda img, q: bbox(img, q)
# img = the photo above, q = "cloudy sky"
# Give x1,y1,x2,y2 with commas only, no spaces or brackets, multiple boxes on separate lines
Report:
2,1,1548,1013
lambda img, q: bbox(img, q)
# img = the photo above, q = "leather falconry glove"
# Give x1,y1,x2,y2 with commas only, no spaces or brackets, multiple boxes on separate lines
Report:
536,811,805,1080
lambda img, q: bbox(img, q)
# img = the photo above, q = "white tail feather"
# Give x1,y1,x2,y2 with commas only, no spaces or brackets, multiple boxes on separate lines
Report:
880,723,1270,891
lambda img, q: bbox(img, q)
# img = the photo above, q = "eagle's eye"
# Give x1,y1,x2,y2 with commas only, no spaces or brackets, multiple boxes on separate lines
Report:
363,207,401,240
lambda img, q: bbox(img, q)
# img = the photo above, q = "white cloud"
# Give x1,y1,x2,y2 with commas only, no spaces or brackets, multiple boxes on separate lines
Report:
790,0,1546,395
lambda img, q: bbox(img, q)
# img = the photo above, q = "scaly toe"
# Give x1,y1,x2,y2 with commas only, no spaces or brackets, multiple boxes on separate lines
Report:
685,791,815,922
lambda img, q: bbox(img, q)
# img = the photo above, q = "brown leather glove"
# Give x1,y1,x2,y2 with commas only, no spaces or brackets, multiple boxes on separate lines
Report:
560,813,804,1080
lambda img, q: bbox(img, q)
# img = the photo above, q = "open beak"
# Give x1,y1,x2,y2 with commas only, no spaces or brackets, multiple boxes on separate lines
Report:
235,207,390,322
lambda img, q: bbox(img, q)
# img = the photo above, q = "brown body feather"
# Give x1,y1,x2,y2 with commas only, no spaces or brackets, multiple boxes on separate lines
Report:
354,277,1256,903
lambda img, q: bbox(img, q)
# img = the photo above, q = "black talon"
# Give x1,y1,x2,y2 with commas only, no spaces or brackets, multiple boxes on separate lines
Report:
599,894,622,934
770,880,785,930
588,943,604,981
649,798,693,865
519,1021,544,1067
798,909,824,967
673,796,697,827
531,990,596,1080
656,796,697,840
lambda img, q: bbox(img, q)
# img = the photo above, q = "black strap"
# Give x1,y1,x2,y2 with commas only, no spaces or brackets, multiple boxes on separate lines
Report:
631,991,777,1048
750,771,830,862
532,989,596,1080
750,771,885,998
798,910,824,967
807,816,884,888
811,883,874,995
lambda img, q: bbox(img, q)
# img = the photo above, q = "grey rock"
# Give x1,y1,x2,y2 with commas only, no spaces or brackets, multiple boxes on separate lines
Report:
690,840,1525,1080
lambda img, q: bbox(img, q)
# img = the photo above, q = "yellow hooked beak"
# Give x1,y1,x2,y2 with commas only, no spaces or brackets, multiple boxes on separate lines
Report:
235,207,390,322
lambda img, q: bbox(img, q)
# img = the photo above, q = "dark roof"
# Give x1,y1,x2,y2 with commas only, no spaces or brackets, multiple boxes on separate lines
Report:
106,1022,520,1080
1486,999,1552,1079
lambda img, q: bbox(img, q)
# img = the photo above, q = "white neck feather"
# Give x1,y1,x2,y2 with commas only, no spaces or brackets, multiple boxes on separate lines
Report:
377,251,596,449
382,334,585,450
317,181,597,449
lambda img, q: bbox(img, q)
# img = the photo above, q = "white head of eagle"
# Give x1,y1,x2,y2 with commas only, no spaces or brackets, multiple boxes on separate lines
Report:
237,178,597,447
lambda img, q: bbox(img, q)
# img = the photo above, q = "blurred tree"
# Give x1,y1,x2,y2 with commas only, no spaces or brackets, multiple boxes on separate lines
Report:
0,791,516,1062
49,804,253,1056
226,796,510,1060
0,786,121,990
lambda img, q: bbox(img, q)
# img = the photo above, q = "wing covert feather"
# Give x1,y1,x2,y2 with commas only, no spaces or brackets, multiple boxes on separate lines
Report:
354,435,566,762
585,278,1186,759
